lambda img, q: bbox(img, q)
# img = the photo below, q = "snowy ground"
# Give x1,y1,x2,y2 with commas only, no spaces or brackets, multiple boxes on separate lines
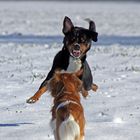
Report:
0,1,140,140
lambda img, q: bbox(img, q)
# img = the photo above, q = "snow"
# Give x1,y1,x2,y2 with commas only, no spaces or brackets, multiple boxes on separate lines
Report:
0,1,140,140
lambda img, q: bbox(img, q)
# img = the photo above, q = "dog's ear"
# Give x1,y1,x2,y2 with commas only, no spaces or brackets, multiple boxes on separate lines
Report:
85,18,98,42
62,16,74,34
90,31,98,42
89,20,96,32
48,71,61,87
54,71,61,82
71,73,82,92
73,70,83,91
75,69,83,78
89,21,98,42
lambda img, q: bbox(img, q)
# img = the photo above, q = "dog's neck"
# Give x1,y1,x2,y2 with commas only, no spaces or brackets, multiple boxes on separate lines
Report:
67,56,82,72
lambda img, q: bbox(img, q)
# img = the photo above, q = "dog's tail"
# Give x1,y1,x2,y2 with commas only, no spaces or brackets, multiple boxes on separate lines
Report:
59,114,80,140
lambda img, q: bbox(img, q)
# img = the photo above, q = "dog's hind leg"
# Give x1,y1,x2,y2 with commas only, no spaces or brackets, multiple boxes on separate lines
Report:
81,87,88,98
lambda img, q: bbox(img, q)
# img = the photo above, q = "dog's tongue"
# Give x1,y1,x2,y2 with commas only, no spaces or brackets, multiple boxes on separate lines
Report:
72,50,81,58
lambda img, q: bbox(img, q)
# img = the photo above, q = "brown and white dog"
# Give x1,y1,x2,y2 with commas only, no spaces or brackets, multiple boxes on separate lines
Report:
48,71,85,140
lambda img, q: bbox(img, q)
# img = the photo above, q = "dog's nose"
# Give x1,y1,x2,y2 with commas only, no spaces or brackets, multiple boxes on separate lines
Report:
74,43,80,50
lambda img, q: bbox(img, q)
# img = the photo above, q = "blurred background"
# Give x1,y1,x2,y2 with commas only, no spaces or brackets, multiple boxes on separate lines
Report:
0,0,139,44
0,1,140,140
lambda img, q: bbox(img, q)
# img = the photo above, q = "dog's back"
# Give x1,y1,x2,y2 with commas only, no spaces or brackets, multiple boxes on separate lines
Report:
49,72,85,140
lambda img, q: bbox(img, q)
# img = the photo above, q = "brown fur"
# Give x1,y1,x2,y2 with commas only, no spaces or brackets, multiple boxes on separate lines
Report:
49,72,85,140
26,86,47,104
26,69,88,104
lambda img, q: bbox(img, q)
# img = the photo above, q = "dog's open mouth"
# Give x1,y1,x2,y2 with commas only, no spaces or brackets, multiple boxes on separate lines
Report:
71,49,81,58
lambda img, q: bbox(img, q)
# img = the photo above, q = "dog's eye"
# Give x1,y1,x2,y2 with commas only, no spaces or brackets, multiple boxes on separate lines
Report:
72,37,75,41
80,35,87,43
81,38,86,43
71,37,76,42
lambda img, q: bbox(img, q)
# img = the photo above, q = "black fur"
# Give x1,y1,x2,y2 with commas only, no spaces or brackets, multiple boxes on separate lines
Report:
39,17,98,91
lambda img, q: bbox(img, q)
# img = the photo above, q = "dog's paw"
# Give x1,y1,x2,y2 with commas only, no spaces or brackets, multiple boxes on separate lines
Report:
91,83,98,92
82,92,88,98
26,96,38,104
81,88,89,98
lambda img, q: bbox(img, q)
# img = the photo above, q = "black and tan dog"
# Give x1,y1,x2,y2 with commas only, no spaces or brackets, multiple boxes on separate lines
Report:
27,16,98,104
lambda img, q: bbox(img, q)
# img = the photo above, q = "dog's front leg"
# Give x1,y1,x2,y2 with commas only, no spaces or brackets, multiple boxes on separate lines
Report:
26,85,47,104
91,83,98,92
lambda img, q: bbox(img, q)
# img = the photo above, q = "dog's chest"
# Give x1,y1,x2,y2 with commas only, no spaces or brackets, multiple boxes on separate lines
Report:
67,57,82,72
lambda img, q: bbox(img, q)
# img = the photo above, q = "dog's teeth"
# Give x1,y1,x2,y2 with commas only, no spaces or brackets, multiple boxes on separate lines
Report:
73,50,80,53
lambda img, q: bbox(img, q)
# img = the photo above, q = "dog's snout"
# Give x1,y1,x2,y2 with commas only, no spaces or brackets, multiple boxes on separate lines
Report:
74,43,80,50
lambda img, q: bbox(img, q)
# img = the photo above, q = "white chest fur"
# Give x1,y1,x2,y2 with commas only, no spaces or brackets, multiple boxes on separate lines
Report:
67,57,82,72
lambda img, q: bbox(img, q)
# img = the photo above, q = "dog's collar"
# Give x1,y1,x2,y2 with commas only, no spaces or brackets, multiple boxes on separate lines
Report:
55,86,81,111
56,100,80,112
